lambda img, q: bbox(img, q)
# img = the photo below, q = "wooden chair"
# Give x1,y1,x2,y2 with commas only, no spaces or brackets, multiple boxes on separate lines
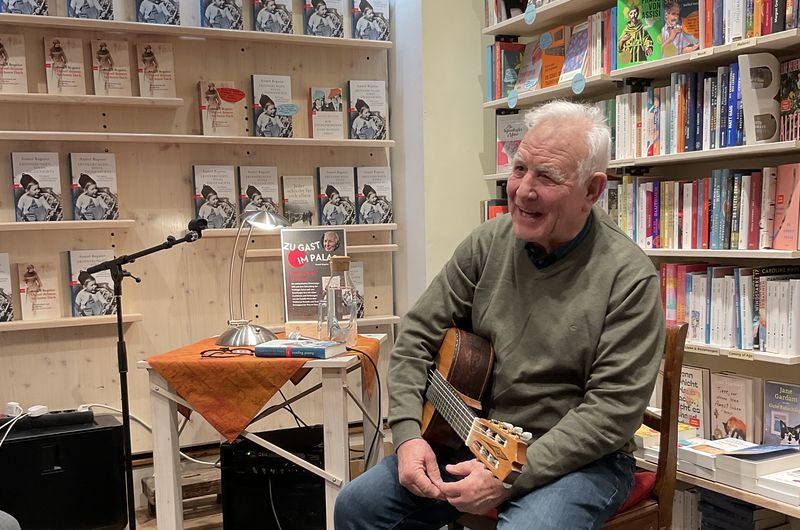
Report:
453,322,687,530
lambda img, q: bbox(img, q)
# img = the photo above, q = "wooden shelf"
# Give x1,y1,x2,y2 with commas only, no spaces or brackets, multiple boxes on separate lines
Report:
266,314,401,331
0,13,393,50
0,313,143,332
644,248,800,259
0,220,136,232
607,141,800,168
0,131,394,148
0,93,183,108
684,342,800,365
246,244,399,259
484,74,617,110
483,0,614,36
202,223,398,238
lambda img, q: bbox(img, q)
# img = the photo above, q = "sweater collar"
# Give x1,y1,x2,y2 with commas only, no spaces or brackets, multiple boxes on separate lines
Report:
524,213,594,269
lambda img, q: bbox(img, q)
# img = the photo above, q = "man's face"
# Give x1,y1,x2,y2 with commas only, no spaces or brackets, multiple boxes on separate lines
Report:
629,8,638,21
666,5,679,26
27,183,41,197
84,279,98,293
506,122,604,252
323,233,338,251
85,183,98,197
207,193,219,206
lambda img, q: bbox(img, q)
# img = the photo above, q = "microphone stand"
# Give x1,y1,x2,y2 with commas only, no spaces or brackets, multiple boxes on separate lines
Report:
86,219,207,530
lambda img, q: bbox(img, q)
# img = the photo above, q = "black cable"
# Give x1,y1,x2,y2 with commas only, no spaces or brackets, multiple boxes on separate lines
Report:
278,389,307,428
347,346,382,469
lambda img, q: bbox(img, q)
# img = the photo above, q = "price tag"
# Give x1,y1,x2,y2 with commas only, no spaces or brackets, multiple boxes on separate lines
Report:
507,89,519,108
728,348,755,361
734,38,757,49
685,343,720,356
539,31,552,50
571,73,586,95
524,4,536,25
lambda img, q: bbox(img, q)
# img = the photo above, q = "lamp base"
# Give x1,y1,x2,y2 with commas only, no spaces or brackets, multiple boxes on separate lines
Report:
216,320,277,347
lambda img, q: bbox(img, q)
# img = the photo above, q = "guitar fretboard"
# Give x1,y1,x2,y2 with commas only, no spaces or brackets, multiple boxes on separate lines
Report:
425,368,477,443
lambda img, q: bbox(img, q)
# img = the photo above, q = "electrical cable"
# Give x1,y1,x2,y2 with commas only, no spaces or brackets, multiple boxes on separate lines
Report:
268,478,284,530
0,413,29,450
346,346,382,468
278,389,307,428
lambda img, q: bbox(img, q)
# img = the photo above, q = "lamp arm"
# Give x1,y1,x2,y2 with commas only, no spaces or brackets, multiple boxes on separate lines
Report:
239,224,255,320
227,221,248,323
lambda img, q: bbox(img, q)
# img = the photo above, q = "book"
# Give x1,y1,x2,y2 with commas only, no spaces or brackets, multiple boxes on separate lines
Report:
0,0,46,14
136,43,176,98
773,163,800,250
559,21,589,84
199,80,246,136
17,261,60,321
136,0,179,24
716,445,800,477
0,253,13,322
661,0,701,57
68,249,115,317
252,0,293,33
11,152,63,222
0,34,28,94
254,338,347,358
282,175,317,226
355,166,392,224
494,41,526,99
317,167,356,225
540,25,566,89
348,80,387,140
616,0,662,69
309,87,344,139
711,371,763,443
764,380,800,446
70,153,118,221
192,165,238,229
635,422,698,449
678,437,758,469
201,0,243,29
68,0,113,19
496,112,525,174
90,40,131,97
304,0,344,37
757,467,800,505
238,166,281,216
514,41,543,93
352,0,389,41
44,36,86,95
680,365,712,439
252,74,294,138
780,58,800,142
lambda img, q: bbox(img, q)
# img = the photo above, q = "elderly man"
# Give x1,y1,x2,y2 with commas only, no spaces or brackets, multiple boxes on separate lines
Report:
334,101,664,529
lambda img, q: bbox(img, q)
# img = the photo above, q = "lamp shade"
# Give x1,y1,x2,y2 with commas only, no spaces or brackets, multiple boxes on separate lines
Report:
242,210,291,231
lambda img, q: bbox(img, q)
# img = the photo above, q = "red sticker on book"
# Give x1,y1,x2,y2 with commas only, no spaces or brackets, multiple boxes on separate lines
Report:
217,87,246,103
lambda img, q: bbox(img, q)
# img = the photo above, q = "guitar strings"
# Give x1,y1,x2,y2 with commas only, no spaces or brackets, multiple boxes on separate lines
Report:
426,370,477,438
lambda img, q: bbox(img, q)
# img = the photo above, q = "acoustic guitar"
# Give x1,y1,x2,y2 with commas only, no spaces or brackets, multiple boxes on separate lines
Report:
421,328,528,484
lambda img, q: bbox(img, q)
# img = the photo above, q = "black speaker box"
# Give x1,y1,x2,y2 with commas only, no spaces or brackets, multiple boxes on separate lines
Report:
221,425,326,530
0,414,127,530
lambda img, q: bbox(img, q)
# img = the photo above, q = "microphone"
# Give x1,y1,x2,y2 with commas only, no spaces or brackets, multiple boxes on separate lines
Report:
187,218,208,240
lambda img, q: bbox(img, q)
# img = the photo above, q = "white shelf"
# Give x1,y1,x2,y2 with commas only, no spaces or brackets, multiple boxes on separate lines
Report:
202,223,397,238
484,74,617,110
0,313,143,332
0,93,183,108
0,13,392,50
247,244,399,259
684,342,800,365
644,249,800,259
0,220,136,232
483,0,614,36
266,314,401,331
0,131,394,148
484,173,509,181
608,141,800,168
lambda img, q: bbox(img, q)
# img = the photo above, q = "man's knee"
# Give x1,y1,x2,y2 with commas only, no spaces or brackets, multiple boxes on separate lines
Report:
0,511,21,530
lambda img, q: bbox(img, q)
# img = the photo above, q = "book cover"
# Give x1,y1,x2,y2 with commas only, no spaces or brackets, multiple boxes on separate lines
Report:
43,37,86,95
616,0,662,69
252,0,293,33
317,167,356,225
764,380,800,446
68,0,113,19
192,165,238,229
540,25,566,89
11,152,62,222
254,338,347,358
661,0,701,57
559,21,589,84
136,43,176,98
304,0,344,37
70,153,118,221
514,41,543,93
758,468,800,498
773,163,800,250
252,74,294,138
90,40,131,97
238,166,280,215
494,41,526,99
0,253,13,322
780,58,800,142
680,365,712,438
678,437,758,469
136,0,179,24
199,80,246,136
0,0,46,14
309,86,344,139
355,166,392,224
17,261,60,321
495,112,525,174
348,80,387,140
68,249,115,317
0,34,27,94
711,372,762,442
201,0,243,29
282,175,317,226
352,0,389,41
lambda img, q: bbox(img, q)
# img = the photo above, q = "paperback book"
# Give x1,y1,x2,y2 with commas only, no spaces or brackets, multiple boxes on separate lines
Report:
757,468,800,505
70,153,118,221
0,253,13,322
309,87,344,139
136,43,176,98
352,0,389,41
514,41,543,93
660,0,700,58
68,0,113,19
44,36,86,95
559,21,589,84
496,111,526,174
539,26,566,89
355,166,392,224
616,0,662,69
282,175,317,226
349,80,387,140
680,365,712,439
17,261,60,321
11,152,62,222
0,0,47,14
254,338,347,358
136,0,179,24
252,0,293,33
678,437,758,469
252,74,294,138
68,249,115,317
192,165,238,229
90,40,132,97
764,380,800,446
711,372,763,443
201,0,243,29
198,80,246,136
317,167,356,225
303,0,344,37
0,34,27,94
238,166,280,215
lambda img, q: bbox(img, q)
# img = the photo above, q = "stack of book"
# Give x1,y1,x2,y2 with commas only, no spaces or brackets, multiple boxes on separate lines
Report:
699,489,788,529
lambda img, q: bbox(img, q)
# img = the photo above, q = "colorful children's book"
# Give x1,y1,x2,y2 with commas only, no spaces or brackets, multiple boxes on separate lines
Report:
661,0,701,57
70,153,118,221
136,43,176,98
764,380,800,446
0,253,13,322
198,80,246,136
711,372,763,443
0,34,27,94
494,41,526,99
43,36,86,95
252,0,293,33
252,74,294,138
680,365,712,439
304,0,344,37
17,261,60,321
352,0,389,41
201,0,242,29
68,249,115,317
559,21,589,84
616,0,662,69
238,166,281,216
192,165,238,229
11,152,62,222
90,40,131,97
514,41,543,93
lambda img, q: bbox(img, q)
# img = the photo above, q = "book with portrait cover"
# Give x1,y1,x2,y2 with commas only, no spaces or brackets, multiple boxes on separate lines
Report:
192,165,238,229
0,34,28,94
559,21,589,84
198,80,246,136
68,249,115,317
90,40,132,97
352,0,389,41
348,80,387,140
660,0,700,58
43,36,86,95
238,166,281,215
253,0,293,32
304,0,344,37
136,42,176,98
0,0,47,14
252,74,294,138
67,0,114,19
355,166,392,224
11,152,62,222
136,0,180,24
764,380,800,446
317,167,356,226
17,261,60,321
70,153,118,221
309,86,344,139
0,253,13,322
616,0,662,70
496,111,525,174
282,175,317,226
201,0,243,29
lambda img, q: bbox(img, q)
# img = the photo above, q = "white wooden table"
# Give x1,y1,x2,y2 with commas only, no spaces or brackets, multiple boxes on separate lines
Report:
137,333,387,530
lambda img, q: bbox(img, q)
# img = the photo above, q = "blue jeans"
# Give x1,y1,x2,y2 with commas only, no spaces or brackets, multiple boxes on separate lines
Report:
334,450,635,530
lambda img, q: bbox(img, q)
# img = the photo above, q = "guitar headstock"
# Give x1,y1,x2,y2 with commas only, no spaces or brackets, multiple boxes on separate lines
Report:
466,418,529,484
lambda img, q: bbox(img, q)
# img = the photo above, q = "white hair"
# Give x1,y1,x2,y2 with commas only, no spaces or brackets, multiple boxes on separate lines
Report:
523,100,610,185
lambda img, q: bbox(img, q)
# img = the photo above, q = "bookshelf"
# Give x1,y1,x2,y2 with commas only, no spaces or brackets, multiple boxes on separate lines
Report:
201,223,398,238
0,313,143,332
483,0,613,36
0,220,136,232
0,93,184,108
483,74,617,110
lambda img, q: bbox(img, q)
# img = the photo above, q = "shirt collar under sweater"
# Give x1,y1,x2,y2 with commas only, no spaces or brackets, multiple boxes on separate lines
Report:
524,213,594,269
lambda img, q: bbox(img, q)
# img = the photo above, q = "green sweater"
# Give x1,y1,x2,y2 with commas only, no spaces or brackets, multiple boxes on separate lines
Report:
388,207,665,497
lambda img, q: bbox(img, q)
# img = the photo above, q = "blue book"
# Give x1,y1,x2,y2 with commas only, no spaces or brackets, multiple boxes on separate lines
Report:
254,339,348,359
201,0,243,30
726,63,739,148
718,66,730,148
611,7,617,71
487,44,494,103
712,0,724,45
695,72,705,151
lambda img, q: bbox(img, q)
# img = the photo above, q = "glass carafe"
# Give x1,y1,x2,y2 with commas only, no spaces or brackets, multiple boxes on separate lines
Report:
318,255,359,347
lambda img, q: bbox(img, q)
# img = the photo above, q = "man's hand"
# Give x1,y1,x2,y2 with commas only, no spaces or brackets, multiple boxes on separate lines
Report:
435,459,512,515
396,438,445,500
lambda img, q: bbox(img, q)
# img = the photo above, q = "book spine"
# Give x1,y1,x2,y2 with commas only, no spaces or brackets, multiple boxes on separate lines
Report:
256,348,327,358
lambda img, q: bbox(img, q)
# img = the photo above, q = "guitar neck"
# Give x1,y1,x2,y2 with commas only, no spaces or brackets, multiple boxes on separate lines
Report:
425,368,477,443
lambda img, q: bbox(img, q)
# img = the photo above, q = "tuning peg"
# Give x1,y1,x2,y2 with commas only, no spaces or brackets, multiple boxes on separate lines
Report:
512,426,523,434
501,422,513,430
521,431,532,443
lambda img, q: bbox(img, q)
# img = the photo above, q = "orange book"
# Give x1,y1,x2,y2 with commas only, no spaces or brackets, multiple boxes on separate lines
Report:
704,1,713,48
540,25,567,88
773,163,800,250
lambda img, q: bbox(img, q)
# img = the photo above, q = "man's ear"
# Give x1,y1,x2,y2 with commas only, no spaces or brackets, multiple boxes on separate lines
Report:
585,172,607,206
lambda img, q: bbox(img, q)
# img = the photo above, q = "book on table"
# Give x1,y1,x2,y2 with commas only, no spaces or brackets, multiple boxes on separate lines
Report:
254,339,348,359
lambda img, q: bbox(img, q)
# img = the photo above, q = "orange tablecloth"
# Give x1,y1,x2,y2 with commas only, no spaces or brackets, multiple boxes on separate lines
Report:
147,334,381,442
